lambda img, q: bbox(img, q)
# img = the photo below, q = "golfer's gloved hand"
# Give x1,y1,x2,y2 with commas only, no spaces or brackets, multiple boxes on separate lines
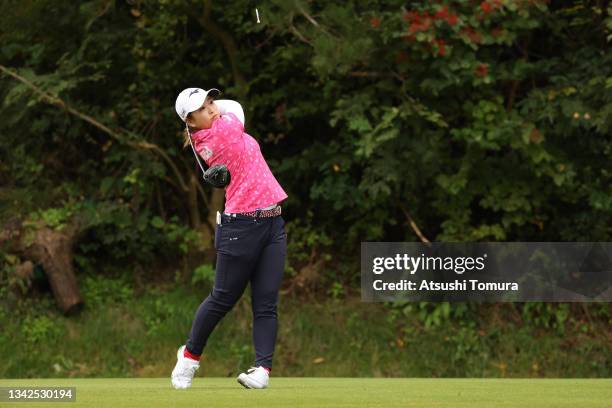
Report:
203,164,231,188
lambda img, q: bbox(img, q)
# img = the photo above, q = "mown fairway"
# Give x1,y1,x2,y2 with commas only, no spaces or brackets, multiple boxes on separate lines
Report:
1,378,610,407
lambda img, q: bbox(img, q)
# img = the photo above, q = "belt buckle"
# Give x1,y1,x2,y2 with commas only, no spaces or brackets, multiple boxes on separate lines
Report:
222,212,237,220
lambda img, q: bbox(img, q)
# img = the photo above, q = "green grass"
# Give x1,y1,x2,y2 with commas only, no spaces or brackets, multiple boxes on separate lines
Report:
1,278,610,378
0,378,611,407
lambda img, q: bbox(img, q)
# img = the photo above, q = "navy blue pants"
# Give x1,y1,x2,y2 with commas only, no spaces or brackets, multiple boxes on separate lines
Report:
185,213,287,369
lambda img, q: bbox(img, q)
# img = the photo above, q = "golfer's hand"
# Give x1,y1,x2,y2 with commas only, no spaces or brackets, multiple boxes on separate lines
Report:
203,164,231,188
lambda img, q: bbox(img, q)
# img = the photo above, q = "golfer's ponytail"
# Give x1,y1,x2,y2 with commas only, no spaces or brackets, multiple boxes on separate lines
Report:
182,128,191,149
183,123,198,149
182,113,196,149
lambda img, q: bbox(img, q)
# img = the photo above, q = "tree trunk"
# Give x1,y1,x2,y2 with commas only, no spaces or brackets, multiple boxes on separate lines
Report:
1,219,84,315
188,172,201,229
24,228,83,315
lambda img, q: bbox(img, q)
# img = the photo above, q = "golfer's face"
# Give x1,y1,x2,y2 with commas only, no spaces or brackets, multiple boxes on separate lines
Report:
190,96,220,129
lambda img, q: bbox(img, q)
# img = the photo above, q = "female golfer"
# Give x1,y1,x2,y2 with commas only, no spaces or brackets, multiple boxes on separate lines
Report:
171,87,288,389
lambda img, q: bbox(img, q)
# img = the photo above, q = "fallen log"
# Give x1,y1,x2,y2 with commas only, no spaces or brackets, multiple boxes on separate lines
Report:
1,217,85,315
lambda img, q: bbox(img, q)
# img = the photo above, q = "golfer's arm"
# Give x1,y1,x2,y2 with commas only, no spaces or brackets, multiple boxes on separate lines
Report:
215,99,245,126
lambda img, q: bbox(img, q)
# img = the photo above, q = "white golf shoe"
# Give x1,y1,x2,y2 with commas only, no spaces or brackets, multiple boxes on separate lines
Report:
236,366,270,389
171,345,200,389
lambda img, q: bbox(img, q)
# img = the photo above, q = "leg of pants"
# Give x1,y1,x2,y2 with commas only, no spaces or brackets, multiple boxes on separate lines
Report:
250,216,287,369
185,214,286,362
185,249,252,355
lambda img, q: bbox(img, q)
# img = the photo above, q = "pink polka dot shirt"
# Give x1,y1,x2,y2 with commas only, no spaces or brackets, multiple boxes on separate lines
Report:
191,108,288,214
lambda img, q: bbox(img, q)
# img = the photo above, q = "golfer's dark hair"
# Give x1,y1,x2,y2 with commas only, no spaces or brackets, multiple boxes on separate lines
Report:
182,113,197,149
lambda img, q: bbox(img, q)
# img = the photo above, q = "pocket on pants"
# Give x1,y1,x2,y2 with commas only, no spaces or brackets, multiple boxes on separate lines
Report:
216,220,253,259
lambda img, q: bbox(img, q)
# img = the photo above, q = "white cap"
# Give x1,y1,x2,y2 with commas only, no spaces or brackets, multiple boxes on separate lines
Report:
175,87,221,122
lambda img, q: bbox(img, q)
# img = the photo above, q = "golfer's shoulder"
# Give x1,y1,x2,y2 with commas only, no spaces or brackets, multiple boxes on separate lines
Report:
222,112,239,122
221,112,245,132
217,99,245,127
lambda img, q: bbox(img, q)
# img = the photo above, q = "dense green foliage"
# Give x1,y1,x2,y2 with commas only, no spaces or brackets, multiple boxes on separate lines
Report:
1,0,611,274
0,0,610,378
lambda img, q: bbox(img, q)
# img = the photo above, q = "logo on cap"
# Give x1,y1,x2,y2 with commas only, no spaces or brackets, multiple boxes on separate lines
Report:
189,89,200,97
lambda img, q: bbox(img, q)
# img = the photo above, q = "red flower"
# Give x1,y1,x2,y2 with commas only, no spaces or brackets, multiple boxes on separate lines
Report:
475,63,489,77
434,5,459,26
421,13,432,28
461,27,482,44
435,39,446,56
480,1,493,14
408,16,432,33
370,17,381,28
403,11,419,22
434,6,449,19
